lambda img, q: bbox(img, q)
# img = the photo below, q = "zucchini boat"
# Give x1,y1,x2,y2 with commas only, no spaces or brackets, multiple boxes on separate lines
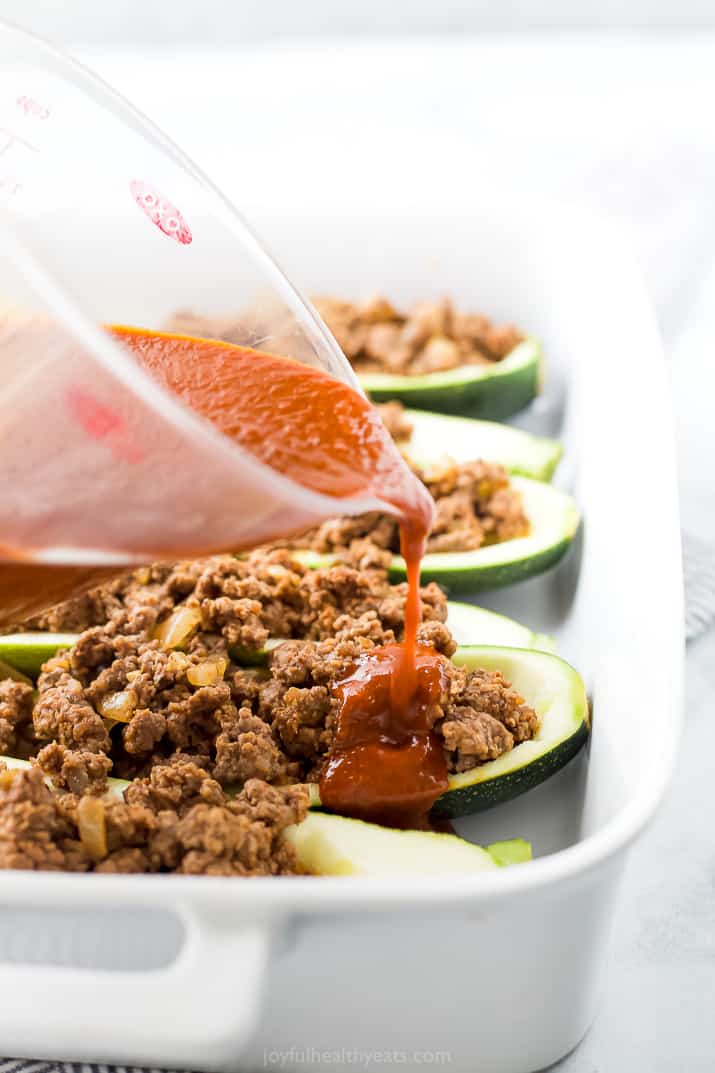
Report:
305,645,588,819
431,645,589,819
295,476,580,594
0,758,531,877
1,647,587,824
284,810,531,876
0,602,554,679
360,338,542,420
401,408,562,482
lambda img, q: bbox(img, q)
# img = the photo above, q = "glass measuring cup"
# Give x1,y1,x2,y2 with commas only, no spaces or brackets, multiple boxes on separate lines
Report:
0,22,397,621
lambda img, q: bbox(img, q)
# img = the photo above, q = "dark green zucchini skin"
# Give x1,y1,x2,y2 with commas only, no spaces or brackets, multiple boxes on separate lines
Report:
361,344,541,420
0,633,276,677
0,635,77,678
430,721,589,820
387,536,574,594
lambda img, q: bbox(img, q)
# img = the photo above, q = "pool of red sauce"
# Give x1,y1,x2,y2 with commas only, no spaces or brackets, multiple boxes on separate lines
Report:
318,519,450,828
4,325,446,828
319,640,450,828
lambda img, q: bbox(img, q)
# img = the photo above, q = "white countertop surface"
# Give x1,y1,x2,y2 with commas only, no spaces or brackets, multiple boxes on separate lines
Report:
61,35,715,1071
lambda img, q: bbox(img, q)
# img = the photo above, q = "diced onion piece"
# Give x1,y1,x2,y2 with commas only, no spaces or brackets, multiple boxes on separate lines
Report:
153,606,201,650
166,650,191,675
97,689,137,723
77,796,107,861
266,564,293,580
187,657,227,687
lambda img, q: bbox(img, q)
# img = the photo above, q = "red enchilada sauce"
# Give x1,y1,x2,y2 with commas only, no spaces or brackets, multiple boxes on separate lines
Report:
3,326,448,826
114,327,449,827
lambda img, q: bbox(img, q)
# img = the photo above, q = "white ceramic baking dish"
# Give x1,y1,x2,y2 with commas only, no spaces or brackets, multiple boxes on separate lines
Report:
0,197,682,1073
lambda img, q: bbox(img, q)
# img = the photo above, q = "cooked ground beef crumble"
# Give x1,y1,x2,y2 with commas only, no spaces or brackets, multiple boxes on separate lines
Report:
0,552,538,874
275,456,529,561
23,550,449,639
312,295,525,376
0,679,35,760
166,297,524,380
374,401,414,443
0,759,306,875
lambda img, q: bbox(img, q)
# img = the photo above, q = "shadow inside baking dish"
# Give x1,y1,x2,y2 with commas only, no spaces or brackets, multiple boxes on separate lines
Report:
455,525,588,859
0,908,184,970
454,751,589,860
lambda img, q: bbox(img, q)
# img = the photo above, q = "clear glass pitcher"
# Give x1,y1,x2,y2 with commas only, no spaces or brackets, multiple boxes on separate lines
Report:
0,21,392,590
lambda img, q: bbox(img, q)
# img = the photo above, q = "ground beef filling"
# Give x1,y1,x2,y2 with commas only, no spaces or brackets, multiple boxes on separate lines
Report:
277,457,530,561
312,295,525,376
22,548,449,638
24,615,535,786
0,679,35,760
0,553,538,873
165,298,524,379
0,760,307,875
374,401,414,443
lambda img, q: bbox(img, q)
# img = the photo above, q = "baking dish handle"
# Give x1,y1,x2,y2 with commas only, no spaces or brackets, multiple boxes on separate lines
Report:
0,904,273,1068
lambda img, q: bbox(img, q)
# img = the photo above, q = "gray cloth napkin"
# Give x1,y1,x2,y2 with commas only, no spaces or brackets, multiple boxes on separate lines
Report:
683,532,715,641
0,1063,185,1073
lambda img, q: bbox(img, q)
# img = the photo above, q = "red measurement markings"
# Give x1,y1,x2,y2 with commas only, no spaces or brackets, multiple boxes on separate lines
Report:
129,180,192,245
16,96,50,120
65,386,144,465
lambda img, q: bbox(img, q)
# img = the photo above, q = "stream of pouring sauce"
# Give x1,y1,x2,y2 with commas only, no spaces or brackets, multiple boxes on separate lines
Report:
1,325,448,826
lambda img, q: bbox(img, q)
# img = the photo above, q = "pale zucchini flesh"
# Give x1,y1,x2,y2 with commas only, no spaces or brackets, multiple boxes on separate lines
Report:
446,601,555,653
402,408,562,482
284,810,531,876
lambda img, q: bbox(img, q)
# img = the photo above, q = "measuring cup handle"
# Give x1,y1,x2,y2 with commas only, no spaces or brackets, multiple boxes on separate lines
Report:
0,904,273,1068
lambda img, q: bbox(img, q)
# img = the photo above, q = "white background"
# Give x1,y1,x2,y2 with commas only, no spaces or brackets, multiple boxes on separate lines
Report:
7,0,715,38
